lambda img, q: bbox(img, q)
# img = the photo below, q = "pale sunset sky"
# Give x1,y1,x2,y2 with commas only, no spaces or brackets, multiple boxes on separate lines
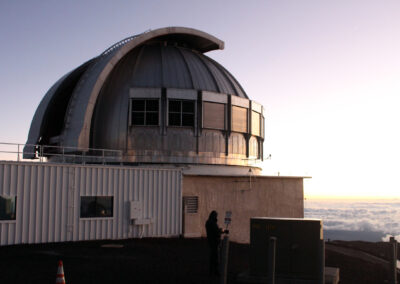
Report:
0,1,399,198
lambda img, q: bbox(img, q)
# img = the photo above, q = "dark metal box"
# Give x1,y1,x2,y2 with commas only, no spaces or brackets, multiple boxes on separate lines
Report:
250,217,323,280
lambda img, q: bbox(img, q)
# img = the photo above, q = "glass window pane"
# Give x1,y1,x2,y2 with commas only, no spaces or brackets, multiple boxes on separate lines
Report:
80,196,113,218
169,113,181,126
182,113,194,126
182,101,194,113
131,99,160,126
132,100,145,111
146,100,159,111
132,112,145,125
169,100,181,112
146,112,159,125
167,99,195,127
0,196,16,220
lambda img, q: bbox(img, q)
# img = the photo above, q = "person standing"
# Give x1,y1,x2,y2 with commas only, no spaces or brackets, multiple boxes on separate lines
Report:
205,210,223,276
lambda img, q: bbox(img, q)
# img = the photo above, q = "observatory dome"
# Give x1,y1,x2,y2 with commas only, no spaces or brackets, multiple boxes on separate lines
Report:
24,27,264,166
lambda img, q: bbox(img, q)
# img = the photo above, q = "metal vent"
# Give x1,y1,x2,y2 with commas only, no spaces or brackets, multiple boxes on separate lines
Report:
183,196,198,214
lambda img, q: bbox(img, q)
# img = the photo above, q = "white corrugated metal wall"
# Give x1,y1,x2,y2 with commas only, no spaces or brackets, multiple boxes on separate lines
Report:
0,162,182,246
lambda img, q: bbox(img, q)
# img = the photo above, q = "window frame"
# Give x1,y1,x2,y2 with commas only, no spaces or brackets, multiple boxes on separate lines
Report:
251,110,261,136
80,196,114,219
0,195,17,222
202,101,226,130
231,105,248,133
168,99,195,127
130,98,160,126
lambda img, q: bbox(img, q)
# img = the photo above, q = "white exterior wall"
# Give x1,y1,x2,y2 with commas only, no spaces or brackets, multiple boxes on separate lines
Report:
0,162,182,246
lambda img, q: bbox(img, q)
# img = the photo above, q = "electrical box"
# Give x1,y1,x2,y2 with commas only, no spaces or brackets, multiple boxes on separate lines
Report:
130,201,142,220
129,201,153,226
250,217,323,281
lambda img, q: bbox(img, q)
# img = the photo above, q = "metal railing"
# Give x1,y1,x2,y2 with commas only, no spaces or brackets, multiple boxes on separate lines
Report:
101,35,137,56
0,142,264,167
0,142,123,165
101,29,151,56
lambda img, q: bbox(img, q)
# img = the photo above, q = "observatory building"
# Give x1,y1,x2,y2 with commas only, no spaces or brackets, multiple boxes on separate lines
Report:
24,27,263,166
0,27,304,245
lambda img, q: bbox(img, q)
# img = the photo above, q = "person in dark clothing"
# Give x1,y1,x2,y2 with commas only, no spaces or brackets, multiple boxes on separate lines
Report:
205,210,223,276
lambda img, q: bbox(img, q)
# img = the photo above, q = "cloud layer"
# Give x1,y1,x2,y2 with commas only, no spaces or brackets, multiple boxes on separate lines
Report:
305,199,400,241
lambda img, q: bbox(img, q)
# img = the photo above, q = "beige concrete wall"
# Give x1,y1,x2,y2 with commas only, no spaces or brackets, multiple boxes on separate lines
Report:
182,175,304,243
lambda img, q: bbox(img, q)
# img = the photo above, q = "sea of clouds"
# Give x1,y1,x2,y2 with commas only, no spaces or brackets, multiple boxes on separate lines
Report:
304,199,400,242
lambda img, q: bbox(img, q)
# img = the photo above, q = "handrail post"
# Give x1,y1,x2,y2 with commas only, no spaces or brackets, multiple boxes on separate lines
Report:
390,236,397,284
17,144,20,161
219,235,230,284
268,237,277,284
62,147,65,163
318,239,325,284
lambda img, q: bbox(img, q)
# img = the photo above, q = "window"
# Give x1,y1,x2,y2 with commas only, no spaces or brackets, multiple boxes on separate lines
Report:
232,106,248,133
80,196,113,218
183,196,198,214
0,196,16,221
168,100,195,126
251,111,261,136
203,102,225,130
131,99,159,126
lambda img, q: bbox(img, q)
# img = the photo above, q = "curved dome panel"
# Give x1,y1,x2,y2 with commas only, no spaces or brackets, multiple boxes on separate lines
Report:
101,44,247,97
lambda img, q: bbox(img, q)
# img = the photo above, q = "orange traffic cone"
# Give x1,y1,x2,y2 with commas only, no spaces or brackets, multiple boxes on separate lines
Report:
56,260,66,284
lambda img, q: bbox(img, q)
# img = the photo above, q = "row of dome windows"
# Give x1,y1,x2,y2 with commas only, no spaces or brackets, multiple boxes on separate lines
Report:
131,99,195,127
129,98,264,137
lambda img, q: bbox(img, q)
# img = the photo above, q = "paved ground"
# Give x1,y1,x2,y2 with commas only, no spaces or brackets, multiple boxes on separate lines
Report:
0,238,397,284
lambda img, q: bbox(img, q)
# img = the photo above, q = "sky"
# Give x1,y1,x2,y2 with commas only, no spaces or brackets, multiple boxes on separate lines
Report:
0,0,399,198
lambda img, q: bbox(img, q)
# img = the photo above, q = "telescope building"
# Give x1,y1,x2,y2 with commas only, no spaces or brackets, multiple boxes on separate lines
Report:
0,27,304,245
